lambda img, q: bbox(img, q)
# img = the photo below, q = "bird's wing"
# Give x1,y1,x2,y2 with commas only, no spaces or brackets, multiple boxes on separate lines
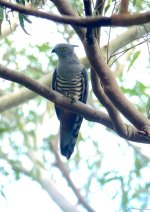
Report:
52,69,62,120
80,66,88,103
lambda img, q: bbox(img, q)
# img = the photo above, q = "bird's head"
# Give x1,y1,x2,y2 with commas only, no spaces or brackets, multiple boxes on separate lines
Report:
51,43,78,58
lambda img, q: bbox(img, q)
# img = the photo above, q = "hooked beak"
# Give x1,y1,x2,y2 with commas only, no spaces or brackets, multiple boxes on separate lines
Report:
51,48,56,54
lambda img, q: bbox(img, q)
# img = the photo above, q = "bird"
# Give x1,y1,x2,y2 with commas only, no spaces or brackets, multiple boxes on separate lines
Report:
52,43,88,159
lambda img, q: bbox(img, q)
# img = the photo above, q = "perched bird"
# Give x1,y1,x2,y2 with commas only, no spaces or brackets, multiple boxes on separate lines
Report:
52,43,88,159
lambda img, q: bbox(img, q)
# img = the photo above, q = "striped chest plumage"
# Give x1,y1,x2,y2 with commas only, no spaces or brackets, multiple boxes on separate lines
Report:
55,74,83,101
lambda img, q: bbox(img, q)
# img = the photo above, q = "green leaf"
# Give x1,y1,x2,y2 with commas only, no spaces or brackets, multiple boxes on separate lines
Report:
19,13,31,35
16,0,32,34
104,4,111,14
21,13,32,24
127,50,141,72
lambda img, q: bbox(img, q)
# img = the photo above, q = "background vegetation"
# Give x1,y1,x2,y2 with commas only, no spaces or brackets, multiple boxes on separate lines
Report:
0,0,150,211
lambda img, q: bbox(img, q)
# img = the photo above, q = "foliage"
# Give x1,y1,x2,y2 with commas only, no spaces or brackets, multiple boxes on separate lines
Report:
0,0,150,211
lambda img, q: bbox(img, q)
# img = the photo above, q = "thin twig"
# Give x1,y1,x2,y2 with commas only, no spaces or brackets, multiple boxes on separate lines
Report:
94,0,105,44
107,0,117,63
124,139,150,162
109,37,150,66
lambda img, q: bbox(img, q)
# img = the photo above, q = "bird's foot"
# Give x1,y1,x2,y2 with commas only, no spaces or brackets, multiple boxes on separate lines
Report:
64,92,78,103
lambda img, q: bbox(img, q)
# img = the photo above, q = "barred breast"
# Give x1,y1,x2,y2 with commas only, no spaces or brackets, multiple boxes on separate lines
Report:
56,74,83,100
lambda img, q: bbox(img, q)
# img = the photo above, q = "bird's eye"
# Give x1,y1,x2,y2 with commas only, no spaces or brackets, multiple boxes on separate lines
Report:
60,47,66,51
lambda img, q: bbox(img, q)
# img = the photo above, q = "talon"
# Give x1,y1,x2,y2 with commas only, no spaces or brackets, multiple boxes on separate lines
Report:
64,92,78,103
138,125,150,139
138,130,147,136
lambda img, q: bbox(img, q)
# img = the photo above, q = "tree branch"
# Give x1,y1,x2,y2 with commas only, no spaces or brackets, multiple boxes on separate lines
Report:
0,64,150,143
81,23,150,67
1,24,149,114
90,70,128,138
83,0,94,44
84,41,150,131
82,1,132,138
27,149,80,211
0,73,51,113
0,149,80,212
1,0,150,27
50,140,95,212
105,23,150,58
49,0,150,139
90,1,128,137
50,0,85,40
120,0,129,14
0,64,113,128
53,0,146,134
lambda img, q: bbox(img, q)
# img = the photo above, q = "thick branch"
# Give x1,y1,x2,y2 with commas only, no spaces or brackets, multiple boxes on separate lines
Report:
83,0,92,16
50,0,85,40
90,1,126,136
83,0,94,44
0,64,112,128
91,70,128,138
1,1,150,27
0,64,149,143
84,41,150,131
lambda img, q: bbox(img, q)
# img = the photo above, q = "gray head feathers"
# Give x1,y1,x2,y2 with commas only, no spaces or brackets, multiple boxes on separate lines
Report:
51,43,78,57
52,43,83,79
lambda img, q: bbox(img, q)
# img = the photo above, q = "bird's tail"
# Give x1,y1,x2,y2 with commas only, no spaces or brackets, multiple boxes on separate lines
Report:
60,115,83,159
